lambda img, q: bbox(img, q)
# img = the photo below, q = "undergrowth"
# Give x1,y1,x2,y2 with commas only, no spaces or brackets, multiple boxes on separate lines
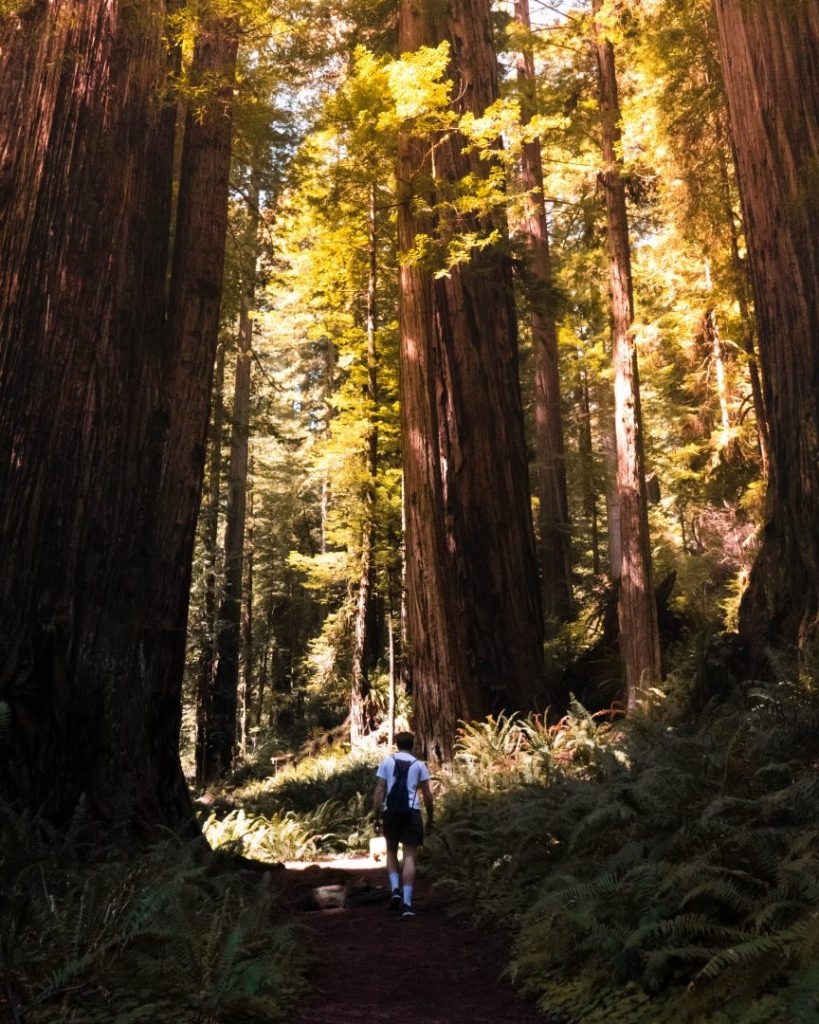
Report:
202,749,379,861
427,683,819,1024
0,807,306,1023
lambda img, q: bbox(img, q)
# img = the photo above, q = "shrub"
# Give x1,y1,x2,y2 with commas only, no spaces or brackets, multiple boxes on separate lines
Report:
203,751,381,861
0,807,306,1023
427,684,819,1023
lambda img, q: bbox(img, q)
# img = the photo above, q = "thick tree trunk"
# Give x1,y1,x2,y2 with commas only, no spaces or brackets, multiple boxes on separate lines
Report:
0,1,191,831
513,0,574,634
195,342,225,785
204,180,257,781
398,0,546,760
712,0,819,656
592,5,662,706
350,186,379,745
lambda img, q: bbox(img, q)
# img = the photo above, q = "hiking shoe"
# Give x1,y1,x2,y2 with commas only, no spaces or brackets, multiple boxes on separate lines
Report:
389,889,402,913
401,903,415,917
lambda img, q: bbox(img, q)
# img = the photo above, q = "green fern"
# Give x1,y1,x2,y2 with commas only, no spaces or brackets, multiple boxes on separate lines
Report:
427,681,819,1024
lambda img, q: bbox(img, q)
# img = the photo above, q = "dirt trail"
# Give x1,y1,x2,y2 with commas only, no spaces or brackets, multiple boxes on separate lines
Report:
281,858,547,1024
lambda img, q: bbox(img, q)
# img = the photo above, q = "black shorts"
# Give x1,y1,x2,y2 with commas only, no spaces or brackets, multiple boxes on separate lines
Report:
382,809,424,848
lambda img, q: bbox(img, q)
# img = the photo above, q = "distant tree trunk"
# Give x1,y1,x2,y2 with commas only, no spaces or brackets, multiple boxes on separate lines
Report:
577,352,601,576
712,0,819,656
700,305,732,450
255,596,275,727
592,3,662,706
205,180,258,781
319,338,337,557
600,387,622,580
716,142,770,473
398,0,546,760
399,478,410,694
350,186,379,745
513,0,574,634
195,342,225,785
0,0,192,831
238,475,254,758
387,606,396,748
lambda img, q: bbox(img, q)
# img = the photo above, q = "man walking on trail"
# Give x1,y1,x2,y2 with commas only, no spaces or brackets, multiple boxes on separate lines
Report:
373,732,434,918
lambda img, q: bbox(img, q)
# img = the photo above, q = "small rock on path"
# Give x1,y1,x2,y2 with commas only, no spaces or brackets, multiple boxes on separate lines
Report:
282,858,548,1024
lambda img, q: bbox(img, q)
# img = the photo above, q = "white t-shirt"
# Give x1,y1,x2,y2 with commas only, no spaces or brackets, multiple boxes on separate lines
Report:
376,751,430,811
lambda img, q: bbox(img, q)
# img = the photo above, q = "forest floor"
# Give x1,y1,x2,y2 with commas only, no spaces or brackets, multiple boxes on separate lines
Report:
279,856,549,1024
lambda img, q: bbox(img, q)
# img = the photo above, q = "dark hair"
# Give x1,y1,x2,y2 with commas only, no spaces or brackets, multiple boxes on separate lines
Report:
395,731,414,751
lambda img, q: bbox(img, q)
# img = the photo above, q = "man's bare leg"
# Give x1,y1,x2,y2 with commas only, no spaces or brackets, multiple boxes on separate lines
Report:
401,845,417,913
386,841,402,909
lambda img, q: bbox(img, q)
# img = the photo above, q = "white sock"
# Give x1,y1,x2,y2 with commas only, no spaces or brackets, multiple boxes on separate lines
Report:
403,884,413,906
389,872,400,892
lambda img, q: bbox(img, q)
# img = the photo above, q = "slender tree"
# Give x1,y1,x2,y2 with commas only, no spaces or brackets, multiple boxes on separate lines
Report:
513,0,574,633
712,0,819,656
196,343,225,785
350,185,380,744
591,1,662,705
398,0,547,759
240,475,255,757
204,181,258,781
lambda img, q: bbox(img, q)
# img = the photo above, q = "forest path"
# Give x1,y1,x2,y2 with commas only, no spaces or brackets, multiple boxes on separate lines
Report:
281,857,548,1024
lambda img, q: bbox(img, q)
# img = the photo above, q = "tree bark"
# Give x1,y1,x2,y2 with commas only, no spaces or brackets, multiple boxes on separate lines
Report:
0,1,191,831
398,0,547,760
592,3,662,706
712,0,819,656
204,176,257,781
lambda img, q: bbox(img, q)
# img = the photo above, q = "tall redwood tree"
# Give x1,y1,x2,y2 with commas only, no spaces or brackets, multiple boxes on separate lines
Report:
0,0,184,829
398,0,547,759
0,0,237,831
592,1,662,706
712,0,819,658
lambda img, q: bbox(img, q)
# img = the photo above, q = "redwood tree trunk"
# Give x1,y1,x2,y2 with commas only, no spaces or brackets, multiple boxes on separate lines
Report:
712,0,819,656
592,5,662,706
514,0,574,634
0,1,188,830
398,0,546,759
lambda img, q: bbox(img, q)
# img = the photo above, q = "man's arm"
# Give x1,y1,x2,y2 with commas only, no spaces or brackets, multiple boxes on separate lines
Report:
372,777,386,817
419,779,434,826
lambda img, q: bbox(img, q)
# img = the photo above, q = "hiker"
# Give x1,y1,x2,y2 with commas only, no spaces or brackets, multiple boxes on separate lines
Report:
372,731,434,918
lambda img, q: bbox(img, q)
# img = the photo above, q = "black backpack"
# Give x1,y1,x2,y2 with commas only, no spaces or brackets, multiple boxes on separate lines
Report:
386,756,416,813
